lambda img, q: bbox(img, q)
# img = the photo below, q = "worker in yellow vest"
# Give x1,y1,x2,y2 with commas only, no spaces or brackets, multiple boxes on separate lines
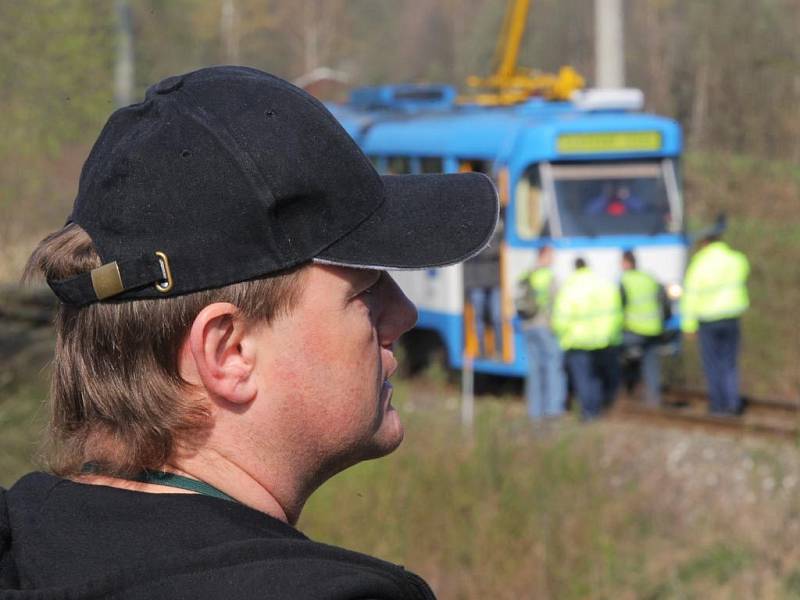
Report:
620,250,668,407
681,221,750,414
515,245,566,420
552,257,623,420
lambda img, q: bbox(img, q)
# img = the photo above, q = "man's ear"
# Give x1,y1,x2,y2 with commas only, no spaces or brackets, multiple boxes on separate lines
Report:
186,303,258,405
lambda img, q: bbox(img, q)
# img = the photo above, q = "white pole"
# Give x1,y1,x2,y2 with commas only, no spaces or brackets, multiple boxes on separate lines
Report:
594,0,625,88
461,354,474,430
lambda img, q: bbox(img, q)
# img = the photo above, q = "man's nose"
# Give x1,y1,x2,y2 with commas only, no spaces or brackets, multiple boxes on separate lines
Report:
379,274,418,347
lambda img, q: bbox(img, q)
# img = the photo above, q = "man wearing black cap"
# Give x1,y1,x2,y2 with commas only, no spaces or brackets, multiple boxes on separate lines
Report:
0,67,498,599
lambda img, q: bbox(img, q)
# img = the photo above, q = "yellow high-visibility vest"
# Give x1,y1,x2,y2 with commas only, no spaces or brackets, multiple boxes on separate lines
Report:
528,267,554,309
681,241,749,333
553,267,623,350
621,269,663,336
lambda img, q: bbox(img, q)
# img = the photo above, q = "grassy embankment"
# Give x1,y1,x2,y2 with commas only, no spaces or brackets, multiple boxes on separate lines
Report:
301,379,800,599
2,371,799,599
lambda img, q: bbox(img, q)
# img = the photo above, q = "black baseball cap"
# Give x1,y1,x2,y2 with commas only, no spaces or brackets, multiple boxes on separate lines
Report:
47,66,499,305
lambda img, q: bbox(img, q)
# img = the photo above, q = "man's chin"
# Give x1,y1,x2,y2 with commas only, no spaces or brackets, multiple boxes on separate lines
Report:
366,409,405,459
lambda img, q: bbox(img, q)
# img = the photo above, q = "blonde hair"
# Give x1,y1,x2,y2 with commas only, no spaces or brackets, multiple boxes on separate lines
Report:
25,223,305,477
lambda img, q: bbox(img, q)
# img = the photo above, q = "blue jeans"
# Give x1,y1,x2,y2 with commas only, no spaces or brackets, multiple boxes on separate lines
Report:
698,318,741,414
470,286,502,356
524,327,566,419
623,332,661,406
565,348,620,420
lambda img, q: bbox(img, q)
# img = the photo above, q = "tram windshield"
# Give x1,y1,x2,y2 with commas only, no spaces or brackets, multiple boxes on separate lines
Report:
549,161,680,236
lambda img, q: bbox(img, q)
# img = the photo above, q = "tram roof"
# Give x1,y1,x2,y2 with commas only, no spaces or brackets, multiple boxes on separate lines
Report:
327,99,682,160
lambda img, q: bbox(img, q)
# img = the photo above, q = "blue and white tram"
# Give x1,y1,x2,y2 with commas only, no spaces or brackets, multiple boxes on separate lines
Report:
329,85,686,377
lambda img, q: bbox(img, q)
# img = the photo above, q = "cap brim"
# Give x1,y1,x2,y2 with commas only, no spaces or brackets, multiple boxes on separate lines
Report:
315,172,499,270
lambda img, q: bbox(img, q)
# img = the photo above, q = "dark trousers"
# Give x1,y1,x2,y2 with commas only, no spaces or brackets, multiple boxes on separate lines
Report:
469,286,501,357
565,347,620,419
698,318,741,414
622,332,662,406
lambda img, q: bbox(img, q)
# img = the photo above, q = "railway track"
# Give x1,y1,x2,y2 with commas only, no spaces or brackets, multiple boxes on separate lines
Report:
613,387,800,440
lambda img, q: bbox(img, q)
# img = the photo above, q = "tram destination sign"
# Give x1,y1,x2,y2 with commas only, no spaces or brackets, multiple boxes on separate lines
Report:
557,131,662,154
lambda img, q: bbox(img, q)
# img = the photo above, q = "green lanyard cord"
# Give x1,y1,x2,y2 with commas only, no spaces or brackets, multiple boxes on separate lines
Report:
134,470,240,504
80,463,239,505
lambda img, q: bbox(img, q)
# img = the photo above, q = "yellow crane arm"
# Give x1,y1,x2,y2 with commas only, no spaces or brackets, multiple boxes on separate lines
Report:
464,0,584,105
495,0,531,79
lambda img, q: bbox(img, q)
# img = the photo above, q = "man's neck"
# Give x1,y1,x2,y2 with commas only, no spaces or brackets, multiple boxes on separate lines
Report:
75,449,294,524
166,449,292,523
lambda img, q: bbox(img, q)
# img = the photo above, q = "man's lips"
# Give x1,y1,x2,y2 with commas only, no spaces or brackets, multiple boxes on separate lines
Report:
381,379,394,409
380,349,398,410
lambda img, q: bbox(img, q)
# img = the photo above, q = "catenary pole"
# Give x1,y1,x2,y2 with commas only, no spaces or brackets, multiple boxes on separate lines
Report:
594,0,625,88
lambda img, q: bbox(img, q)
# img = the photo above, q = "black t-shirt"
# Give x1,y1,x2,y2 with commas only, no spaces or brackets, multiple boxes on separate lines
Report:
0,472,435,599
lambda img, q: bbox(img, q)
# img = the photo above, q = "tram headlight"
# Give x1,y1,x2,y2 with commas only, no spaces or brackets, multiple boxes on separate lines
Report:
666,282,683,301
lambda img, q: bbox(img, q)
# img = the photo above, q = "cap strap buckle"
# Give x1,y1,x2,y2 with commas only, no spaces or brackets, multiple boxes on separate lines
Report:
154,251,173,293
90,261,124,301
47,253,171,306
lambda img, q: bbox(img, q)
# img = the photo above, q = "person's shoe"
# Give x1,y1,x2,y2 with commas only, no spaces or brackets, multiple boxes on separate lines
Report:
709,409,735,418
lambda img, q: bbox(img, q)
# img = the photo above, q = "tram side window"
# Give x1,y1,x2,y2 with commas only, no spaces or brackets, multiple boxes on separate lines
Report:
420,157,444,173
387,156,412,174
515,166,546,240
458,159,491,174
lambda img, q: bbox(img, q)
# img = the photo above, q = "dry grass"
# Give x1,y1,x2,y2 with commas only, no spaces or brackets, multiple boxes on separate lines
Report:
0,146,85,283
0,233,48,283
2,347,799,597
300,380,800,599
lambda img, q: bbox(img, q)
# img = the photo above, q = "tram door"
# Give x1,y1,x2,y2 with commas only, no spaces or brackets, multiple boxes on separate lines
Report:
460,159,512,363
